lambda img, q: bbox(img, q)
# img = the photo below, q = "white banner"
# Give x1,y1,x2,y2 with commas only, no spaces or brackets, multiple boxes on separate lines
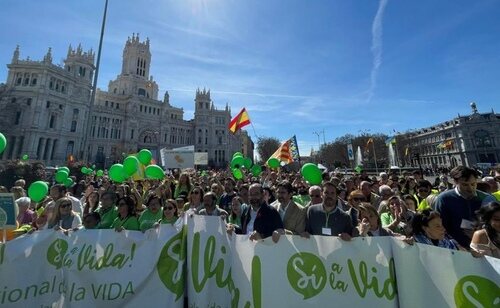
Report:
392,239,500,307
187,216,500,307
0,226,184,308
194,152,208,165
160,148,195,169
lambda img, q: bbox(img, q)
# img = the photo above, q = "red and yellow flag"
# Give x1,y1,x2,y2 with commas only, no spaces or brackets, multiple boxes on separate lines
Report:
228,108,251,134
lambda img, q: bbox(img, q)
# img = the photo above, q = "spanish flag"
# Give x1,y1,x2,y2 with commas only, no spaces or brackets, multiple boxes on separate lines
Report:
228,108,251,134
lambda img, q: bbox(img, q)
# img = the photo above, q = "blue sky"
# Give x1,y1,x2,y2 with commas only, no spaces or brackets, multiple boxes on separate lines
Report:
1,0,500,154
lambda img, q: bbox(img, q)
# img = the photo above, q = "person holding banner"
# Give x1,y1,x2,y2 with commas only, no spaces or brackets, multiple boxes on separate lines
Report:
159,199,179,225
48,198,82,232
435,166,496,249
139,194,164,232
112,197,140,231
270,181,306,237
198,192,228,217
470,202,500,258
304,182,354,240
234,183,284,241
357,203,395,237
96,192,119,229
411,210,460,250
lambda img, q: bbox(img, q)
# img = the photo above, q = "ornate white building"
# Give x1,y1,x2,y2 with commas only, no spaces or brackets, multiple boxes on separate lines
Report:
0,34,251,169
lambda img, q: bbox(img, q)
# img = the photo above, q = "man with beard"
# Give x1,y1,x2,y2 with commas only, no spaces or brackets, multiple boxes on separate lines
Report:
233,183,284,241
271,181,306,238
435,166,496,248
292,182,311,206
304,182,353,240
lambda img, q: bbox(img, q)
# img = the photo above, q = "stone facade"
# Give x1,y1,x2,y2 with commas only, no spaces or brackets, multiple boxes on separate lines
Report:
0,34,249,169
405,103,499,169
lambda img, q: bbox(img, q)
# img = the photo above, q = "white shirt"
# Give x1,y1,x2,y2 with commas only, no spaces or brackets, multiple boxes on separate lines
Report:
246,208,259,234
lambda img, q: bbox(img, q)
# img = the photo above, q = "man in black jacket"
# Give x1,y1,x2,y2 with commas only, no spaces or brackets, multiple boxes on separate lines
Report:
232,183,284,241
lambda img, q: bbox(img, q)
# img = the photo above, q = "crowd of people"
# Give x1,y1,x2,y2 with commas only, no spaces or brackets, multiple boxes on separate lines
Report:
2,164,500,258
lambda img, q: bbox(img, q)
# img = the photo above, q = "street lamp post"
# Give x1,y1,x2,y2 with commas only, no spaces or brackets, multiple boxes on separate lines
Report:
81,0,109,163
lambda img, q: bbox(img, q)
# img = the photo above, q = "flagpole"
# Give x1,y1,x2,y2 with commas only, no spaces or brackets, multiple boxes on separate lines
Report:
372,141,379,174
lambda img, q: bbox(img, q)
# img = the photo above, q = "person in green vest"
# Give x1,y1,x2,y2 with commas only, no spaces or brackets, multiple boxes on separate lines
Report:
112,196,140,231
96,192,119,229
139,193,164,232
415,180,438,212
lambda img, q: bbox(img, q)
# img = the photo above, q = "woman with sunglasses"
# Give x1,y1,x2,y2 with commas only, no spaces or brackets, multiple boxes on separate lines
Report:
139,193,164,232
183,186,205,214
344,190,365,227
48,197,82,231
112,197,140,231
160,199,179,226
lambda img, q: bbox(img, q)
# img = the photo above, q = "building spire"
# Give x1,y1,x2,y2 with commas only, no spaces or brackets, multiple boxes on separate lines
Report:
12,45,20,63
43,47,53,63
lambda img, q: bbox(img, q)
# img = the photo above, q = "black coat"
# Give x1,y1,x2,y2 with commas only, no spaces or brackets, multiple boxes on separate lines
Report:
237,203,284,238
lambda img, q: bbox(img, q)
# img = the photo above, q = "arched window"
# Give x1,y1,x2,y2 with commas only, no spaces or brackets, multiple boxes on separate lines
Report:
70,120,77,132
474,130,492,148
138,88,146,96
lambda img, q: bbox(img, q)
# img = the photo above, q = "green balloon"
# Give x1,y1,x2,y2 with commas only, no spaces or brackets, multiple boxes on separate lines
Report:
63,177,74,188
232,168,243,180
267,158,280,169
28,181,49,202
0,132,6,154
123,156,140,176
230,156,245,169
138,149,153,165
92,164,96,170
301,163,322,185
55,170,69,183
22,154,29,160
109,164,127,183
232,152,243,159
58,167,70,174
251,165,262,177
80,167,89,174
96,169,104,177
145,165,164,180
243,157,252,169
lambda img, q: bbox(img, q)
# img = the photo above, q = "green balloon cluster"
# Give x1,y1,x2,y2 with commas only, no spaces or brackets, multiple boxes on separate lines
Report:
301,163,322,185
267,158,280,169
28,181,49,202
145,165,164,180
230,152,260,180
0,132,6,154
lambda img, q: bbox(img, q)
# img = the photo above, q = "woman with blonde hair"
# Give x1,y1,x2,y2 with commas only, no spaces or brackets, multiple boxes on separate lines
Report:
48,197,82,231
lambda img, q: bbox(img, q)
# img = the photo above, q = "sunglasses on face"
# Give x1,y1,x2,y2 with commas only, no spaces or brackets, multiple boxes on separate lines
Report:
61,203,72,208
352,197,364,202
165,206,174,210
192,191,200,194
310,194,321,198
